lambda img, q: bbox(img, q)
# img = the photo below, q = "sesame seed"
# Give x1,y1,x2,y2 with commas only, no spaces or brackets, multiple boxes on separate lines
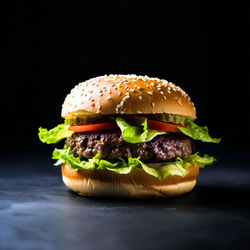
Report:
151,82,154,86
126,92,130,96
160,91,164,95
138,96,142,100
107,96,111,100
151,102,155,107
137,111,142,114
130,89,135,92
147,91,153,95
163,96,167,100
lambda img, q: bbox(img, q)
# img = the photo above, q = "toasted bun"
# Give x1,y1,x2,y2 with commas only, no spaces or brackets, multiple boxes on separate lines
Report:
62,74,196,119
61,164,199,198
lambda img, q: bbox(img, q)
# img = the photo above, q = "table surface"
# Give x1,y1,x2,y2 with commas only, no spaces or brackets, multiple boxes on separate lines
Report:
1,146,250,250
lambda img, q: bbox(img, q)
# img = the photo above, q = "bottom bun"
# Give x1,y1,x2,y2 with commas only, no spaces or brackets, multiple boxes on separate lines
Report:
61,164,199,198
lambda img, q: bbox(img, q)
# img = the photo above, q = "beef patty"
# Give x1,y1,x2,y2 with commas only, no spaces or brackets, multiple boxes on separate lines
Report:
67,130,192,163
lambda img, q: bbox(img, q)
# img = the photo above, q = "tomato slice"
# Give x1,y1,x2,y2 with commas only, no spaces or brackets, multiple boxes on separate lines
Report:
68,120,186,133
147,120,186,133
68,122,118,132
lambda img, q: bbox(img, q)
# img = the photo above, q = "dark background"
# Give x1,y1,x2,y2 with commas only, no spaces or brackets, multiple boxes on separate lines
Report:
1,2,250,250
1,1,249,151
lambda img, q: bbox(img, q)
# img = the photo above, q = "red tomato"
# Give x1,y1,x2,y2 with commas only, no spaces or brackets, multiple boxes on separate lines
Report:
147,120,186,133
68,122,118,132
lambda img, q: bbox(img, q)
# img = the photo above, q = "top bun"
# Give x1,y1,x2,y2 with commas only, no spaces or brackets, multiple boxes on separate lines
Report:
61,74,196,119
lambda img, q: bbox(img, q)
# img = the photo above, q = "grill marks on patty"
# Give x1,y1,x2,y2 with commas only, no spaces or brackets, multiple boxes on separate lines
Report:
67,130,192,163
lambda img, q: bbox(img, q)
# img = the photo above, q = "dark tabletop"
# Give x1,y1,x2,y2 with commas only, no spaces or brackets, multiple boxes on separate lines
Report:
1,146,250,250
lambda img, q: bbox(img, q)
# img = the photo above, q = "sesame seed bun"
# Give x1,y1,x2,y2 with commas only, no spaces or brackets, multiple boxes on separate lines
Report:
61,164,199,198
61,74,196,119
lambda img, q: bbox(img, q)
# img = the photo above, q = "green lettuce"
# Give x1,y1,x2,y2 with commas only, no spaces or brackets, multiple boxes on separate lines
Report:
139,160,189,180
178,119,221,143
115,117,166,143
178,153,217,168
52,147,217,180
53,148,124,171
38,124,74,144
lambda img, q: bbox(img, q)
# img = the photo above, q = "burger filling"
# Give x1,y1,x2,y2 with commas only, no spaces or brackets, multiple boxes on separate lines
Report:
38,114,221,180
67,131,193,163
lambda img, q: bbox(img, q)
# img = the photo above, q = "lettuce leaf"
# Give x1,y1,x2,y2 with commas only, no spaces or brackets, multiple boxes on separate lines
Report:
180,153,217,168
138,160,188,180
115,116,221,144
53,148,104,170
52,147,217,180
38,124,74,144
115,117,166,143
178,119,221,143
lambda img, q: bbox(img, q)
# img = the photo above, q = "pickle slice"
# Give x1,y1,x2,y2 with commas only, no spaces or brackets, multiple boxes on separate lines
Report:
65,113,189,125
65,115,113,125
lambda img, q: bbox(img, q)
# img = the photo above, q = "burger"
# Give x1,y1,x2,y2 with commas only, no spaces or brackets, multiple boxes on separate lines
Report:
38,74,220,198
